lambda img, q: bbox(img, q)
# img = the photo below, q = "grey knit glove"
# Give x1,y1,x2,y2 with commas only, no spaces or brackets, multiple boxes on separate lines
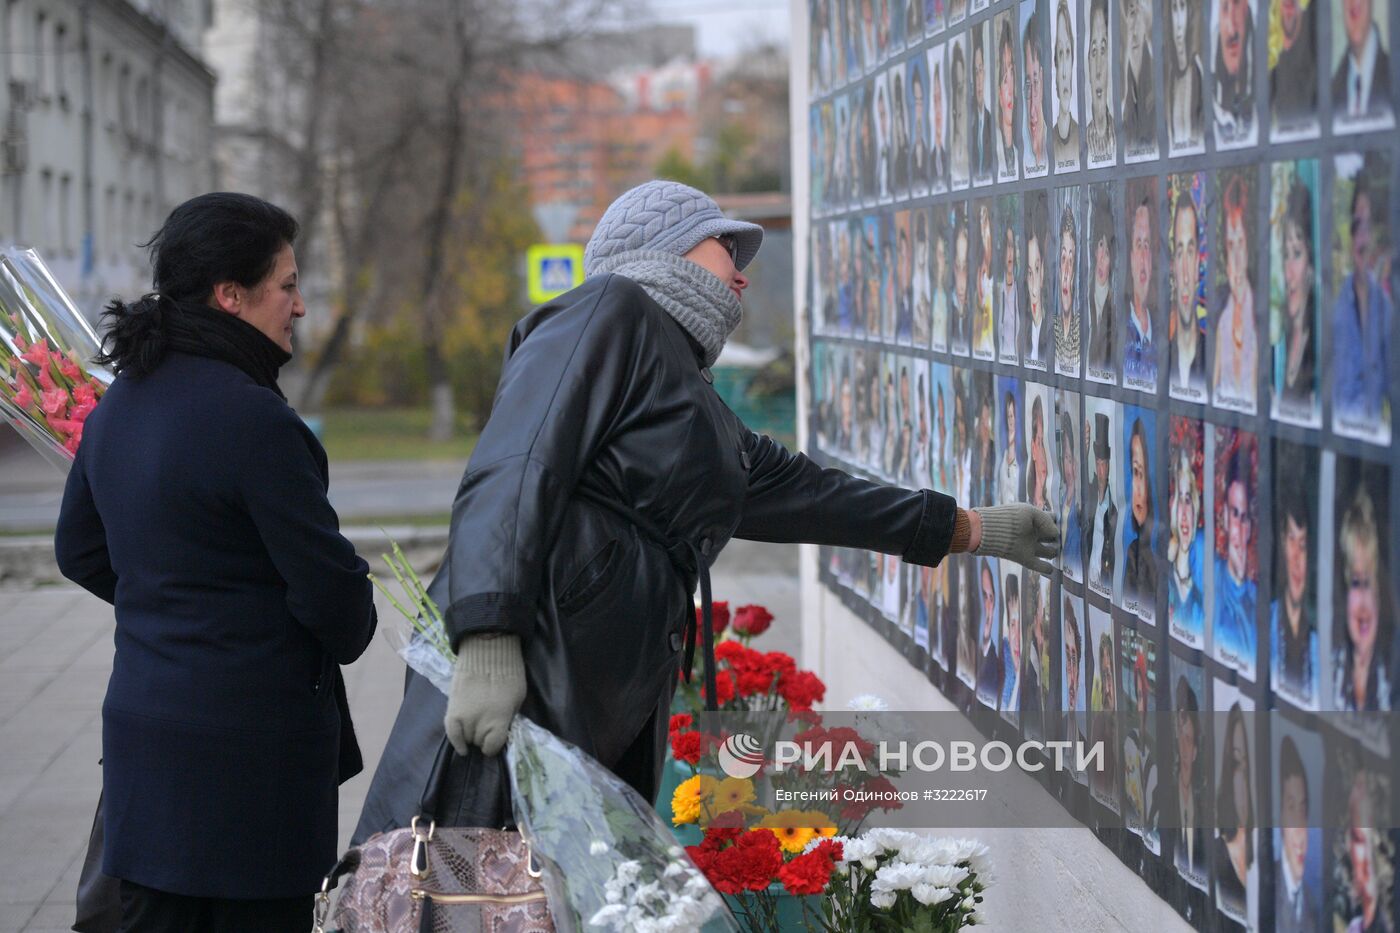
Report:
444,634,527,757
973,504,1059,574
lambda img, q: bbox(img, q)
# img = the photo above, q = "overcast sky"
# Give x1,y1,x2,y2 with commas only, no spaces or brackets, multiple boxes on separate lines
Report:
648,0,790,56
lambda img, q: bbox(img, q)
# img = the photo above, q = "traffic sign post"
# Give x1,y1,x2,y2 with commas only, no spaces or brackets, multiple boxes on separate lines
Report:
526,244,585,304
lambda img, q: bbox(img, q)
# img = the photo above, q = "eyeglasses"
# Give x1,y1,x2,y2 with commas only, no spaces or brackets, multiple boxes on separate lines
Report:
717,233,740,264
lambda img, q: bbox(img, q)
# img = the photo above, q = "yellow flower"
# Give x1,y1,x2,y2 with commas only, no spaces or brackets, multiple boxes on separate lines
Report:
712,777,756,812
758,810,836,854
672,774,718,826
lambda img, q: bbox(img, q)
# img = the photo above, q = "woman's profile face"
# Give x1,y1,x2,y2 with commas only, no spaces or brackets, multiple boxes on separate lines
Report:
1088,8,1109,121
225,243,304,354
1171,0,1190,67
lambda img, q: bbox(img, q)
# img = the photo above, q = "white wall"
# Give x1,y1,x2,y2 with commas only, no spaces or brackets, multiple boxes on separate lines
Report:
786,1,1192,928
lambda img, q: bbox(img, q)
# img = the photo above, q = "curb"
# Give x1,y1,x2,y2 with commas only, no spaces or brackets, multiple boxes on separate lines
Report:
0,525,450,587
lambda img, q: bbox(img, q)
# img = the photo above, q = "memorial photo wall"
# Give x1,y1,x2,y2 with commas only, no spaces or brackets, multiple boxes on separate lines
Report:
804,0,1399,928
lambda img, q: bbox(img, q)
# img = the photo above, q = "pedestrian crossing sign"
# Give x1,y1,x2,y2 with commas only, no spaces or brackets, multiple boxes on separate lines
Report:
527,244,585,304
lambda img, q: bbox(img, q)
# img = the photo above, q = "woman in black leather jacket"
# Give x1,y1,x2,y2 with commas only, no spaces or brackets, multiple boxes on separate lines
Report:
354,180,1056,835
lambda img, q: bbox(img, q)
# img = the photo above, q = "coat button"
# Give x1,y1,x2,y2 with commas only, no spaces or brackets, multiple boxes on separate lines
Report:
669,630,683,652
700,537,712,557
740,449,751,471
701,368,714,384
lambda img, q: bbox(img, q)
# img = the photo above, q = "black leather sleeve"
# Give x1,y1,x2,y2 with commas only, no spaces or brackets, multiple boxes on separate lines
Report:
441,277,650,649
733,430,958,566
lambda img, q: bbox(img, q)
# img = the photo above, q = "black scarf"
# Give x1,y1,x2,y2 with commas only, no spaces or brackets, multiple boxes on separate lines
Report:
99,295,291,399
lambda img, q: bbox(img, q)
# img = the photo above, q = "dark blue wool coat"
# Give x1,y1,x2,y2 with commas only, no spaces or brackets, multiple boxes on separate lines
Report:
55,352,376,899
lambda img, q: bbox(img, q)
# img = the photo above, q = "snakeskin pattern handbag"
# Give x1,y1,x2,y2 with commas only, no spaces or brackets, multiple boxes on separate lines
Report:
314,741,554,933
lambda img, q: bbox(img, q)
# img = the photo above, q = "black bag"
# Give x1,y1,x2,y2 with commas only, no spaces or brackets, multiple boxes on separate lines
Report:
73,791,120,933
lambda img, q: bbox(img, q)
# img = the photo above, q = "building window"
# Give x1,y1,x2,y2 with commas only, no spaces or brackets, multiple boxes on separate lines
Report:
54,23,67,106
33,12,46,96
58,174,71,254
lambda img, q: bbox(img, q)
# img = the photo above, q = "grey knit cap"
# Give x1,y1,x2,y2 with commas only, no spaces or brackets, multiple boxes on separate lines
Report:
584,180,764,275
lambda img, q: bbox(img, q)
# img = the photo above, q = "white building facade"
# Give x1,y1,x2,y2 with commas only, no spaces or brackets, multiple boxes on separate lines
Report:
0,0,214,316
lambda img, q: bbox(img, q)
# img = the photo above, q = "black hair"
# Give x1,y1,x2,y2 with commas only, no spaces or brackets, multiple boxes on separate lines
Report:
1279,736,1308,817
1216,704,1255,864
1285,179,1314,262
96,193,299,378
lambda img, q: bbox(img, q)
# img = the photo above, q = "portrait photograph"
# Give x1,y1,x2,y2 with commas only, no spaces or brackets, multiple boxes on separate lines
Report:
971,19,996,187
1119,0,1158,162
1212,0,1258,149
895,359,917,489
993,10,1022,183
930,362,955,494
996,376,1026,507
1121,405,1157,624
879,211,897,340
1211,425,1259,681
1165,0,1206,154
1167,172,1209,402
1085,182,1119,385
1271,724,1324,933
929,44,950,194
911,563,932,652
853,216,876,337
837,217,858,336
1061,590,1088,769
1019,381,1052,512
949,33,972,190
879,351,901,481
971,370,997,507
996,195,1021,365
929,206,950,350
949,199,972,355
1167,415,1208,650
1331,151,1392,446
858,83,878,204
951,366,974,506
874,71,895,203
1083,396,1121,602
970,0,988,14
889,0,909,52
895,208,915,344
1333,0,1395,134
1056,387,1085,583
1021,0,1050,178
925,0,945,35
949,0,967,26
874,0,892,64
880,550,901,625
812,223,834,336
1119,627,1159,854
1000,563,1024,722
1122,175,1160,393
1269,159,1322,428
1212,167,1259,415
1054,185,1083,378
934,555,955,673
1213,684,1259,929
836,92,857,212
1083,0,1116,167
1086,604,1119,812
1329,454,1391,713
911,358,932,488
811,104,830,218
889,65,912,201
1324,752,1395,932
858,0,877,75
1023,188,1052,371
1271,439,1321,711
1270,0,1320,141
1019,568,1052,742
1169,657,1208,890
908,53,932,198
912,207,934,347
855,346,882,468
813,340,840,452
971,197,997,361
1051,0,1083,171
811,0,836,94
975,555,1004,708
832,344,856,458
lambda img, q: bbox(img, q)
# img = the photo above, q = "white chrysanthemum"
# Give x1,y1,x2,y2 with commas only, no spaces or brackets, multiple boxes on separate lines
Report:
589,903,626,927
616,860,642,886
961,895,977,911
667,845,684,858
838,835,877,864
873,860,926,892
921,864,970,889
847,693,890,710
910,883,956,906
870,889,898,910
634,880,663,906
864,827,919,853
662,861,686,879
590,840,611,856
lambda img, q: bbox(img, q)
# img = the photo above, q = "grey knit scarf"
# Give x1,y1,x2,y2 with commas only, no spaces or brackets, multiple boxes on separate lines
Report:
589,248,742,367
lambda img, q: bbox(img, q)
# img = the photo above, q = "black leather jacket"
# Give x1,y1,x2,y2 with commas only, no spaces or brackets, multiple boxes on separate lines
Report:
354,274,957,837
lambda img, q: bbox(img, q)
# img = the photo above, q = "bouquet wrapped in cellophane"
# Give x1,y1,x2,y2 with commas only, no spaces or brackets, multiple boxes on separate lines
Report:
0,249,112,470
368,539,456,693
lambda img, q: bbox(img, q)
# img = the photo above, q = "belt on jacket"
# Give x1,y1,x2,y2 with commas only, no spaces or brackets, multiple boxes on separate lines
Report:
573,481,720,712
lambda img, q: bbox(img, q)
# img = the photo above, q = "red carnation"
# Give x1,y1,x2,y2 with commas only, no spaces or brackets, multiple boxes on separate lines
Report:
778,669,826,711
669,712,693,734
670,728,702,765
736,666,778,698
732,604,774,638
693,601,730,640
703,669,738,707
778,841,841,895
717,830,783,892
715,639,758,667
762,651,798,677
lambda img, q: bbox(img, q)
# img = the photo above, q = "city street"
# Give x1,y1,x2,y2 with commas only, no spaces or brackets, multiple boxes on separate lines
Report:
0,537,798,932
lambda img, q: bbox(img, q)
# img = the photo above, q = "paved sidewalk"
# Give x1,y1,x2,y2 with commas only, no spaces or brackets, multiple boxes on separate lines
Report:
0,541,798,933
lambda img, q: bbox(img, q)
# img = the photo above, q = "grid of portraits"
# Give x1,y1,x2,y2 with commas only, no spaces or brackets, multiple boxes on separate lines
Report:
806,0,1399,929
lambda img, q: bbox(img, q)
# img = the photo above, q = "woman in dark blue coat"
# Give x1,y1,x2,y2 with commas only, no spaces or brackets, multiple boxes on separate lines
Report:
55,193,377,932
